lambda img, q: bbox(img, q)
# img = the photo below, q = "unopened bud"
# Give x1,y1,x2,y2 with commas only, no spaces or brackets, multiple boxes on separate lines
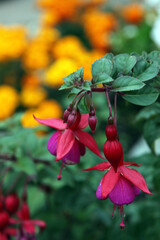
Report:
67,109,76,128
63,105,72,123
88,115,97,134
103,140,123,171
105,125,117,140
108,116,114,124
5,193,19,214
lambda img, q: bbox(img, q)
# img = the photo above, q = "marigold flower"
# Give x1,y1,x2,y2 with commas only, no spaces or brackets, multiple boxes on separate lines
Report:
0,25,28,62
44,58,78,87
0,85,19,120
20,87,47,108
121,3,145,24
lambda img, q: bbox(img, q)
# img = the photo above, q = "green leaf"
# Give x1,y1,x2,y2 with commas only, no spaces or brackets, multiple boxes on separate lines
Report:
60,67,84,90
112,76,145,92
82,81,91,91
92,73,113,85
59,81,74,90
148,51,160,67
144,117,160,153
91,58,114,84
133,59,159,81
114,54,137,74
68,88,82,98
78,95,89,114
104,53,114,61
122,85,159,106
136,103,160,122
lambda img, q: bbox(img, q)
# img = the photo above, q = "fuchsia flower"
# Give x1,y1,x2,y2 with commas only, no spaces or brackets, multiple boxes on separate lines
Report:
83,156,152,228
34,111,104,178
16,202,46,234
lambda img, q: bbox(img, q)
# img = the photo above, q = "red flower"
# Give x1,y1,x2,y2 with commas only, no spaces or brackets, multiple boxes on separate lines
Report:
83,157,152,228
16,202,46,234
0,211,17,240
5,194,19,214
34,113,104,166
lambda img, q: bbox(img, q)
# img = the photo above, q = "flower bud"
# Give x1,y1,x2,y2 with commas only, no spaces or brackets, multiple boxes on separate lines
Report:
67,109,76,128
5,193,20,214
103,140,123,171
63,105,72,123
105,125,117,140
0,211,9,229
88,115,97,134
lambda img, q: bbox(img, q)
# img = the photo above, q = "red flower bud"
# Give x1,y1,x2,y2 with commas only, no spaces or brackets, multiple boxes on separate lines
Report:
67,109,76,128
63,105,72,123
88,115,97,134
5,193,19,214
105,125,117,140
0,211,9,229
103,139,123,171
68,109,81,130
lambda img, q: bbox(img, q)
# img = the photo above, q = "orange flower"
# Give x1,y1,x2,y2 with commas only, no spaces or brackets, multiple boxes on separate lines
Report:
121,3,145,24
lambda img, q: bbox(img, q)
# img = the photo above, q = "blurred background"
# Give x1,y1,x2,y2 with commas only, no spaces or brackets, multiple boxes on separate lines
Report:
0,0,160,239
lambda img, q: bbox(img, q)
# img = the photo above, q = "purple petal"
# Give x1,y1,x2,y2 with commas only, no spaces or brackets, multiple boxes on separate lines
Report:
47,131,61,155
62,140,80,165
78,142,86,156
96,180,107,200
134,186,141,196
108,176,136,205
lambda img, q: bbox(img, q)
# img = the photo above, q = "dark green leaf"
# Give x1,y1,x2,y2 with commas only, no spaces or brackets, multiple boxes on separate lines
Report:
122,85,159,106
82,81,91,91
133,60,159,81
59,81,74,90
91,58,114,84
136,103,160,122
148,51,160,67
92,73,113,85
112,76,145,92
144,117,160,153
114,54,137,74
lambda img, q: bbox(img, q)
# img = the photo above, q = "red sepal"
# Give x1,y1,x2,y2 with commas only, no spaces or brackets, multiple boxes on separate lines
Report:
124,162,141,167
78,114,89,129
119,166,152,195
56,129,75,160
101,168,119,199
33,115,67,130
75,129,104,159
82,162,111,171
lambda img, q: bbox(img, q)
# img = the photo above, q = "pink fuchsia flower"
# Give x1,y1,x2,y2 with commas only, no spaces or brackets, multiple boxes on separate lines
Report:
15,202,46,235
83,158,152,229
34,112,104,178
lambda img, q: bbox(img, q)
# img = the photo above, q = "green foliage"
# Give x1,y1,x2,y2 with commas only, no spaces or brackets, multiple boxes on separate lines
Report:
112,76,145,92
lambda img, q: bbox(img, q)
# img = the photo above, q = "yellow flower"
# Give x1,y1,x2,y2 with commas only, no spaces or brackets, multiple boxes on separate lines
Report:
23,40,49,70
20,86,47,107
21,100,63,128
52,35,86,60
0,25,28,61
0,85,19,120
44,58,78,87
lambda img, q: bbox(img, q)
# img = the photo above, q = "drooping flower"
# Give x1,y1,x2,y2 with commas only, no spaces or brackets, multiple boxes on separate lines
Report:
34,111,104,178
5,193,20,215
83,157,152,228
16,202,46,235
